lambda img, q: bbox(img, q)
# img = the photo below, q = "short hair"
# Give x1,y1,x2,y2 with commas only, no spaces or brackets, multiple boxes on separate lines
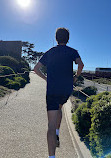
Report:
56,27,69,44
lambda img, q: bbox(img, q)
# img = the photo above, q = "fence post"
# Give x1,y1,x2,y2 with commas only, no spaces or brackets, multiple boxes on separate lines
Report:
107,86,108,91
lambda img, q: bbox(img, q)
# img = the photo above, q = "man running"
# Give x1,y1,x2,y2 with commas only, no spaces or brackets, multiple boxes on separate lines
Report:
34,27,84,158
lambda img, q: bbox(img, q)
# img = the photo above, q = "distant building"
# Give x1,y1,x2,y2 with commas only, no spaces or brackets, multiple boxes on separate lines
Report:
0,41,22,59
95,67,111,78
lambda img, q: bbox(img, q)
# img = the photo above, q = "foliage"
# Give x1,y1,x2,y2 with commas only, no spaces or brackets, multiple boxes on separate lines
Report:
72,103,91,138
73,71,84,86
0,65,15,76
5,78,20,90
72,92,111,157
71,98,82,113
0,66,15,86
72,86,98,99
0,56,30,73
0,86,11,98
93,78,111,85
0,65,29,90
5,76,26,90
0,56,19,73
13,76,27,88
82,86,97,96
19,57,30,72
22,41,44,66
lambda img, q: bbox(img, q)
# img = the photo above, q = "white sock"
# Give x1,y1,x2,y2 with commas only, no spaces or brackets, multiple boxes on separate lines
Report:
49,156,55,158
56,129,59,136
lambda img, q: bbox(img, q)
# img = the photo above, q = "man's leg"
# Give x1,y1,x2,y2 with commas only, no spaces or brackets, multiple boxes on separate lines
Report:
47,110,58,156
56,104,63,129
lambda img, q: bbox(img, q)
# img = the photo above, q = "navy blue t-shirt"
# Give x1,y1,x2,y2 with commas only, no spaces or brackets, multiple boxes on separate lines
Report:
39,45,80,95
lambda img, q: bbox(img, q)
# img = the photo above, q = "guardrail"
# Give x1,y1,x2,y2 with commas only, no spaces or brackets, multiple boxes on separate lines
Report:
0,71,29,78
73,85,90,98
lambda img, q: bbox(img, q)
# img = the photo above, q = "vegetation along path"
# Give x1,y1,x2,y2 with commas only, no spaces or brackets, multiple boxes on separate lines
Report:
0,72,78,158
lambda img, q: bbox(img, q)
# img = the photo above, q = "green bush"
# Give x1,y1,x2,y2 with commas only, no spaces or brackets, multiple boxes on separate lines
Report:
5,76,27,89
71,98,82,113
20,57,30,71
89,95,111,157
5,78,20,90
0,66,15,86
14,76,26,88
82,86,97,96
0,56,30,73
0,65,15,76
0,56,19,73
0,86,11,97
72,92,111,157
0,56,30,90
72,103,91,138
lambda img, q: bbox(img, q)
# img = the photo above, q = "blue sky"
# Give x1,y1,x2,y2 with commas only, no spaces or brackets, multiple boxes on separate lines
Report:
0,0,111,70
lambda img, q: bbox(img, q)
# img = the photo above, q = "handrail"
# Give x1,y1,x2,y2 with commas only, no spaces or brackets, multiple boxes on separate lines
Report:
0,71,29,78
73,85,90,98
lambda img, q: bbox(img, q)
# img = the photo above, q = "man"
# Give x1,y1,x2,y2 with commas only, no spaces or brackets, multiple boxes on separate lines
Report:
34,27,84,158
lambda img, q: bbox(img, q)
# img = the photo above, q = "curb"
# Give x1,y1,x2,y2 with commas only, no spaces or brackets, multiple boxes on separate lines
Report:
63,97,93,158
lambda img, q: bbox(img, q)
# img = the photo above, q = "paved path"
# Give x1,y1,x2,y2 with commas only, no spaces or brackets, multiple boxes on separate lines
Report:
83,79,111,93
0,73,78,158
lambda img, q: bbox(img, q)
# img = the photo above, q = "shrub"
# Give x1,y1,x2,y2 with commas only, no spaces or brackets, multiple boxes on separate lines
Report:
18,57,30,72
0,56,30,73
72,92,111,157
0,86,11,97
89,98,111,157
0,56,30,90
0,65,15,76
71,98,82,113
14,76,26,88
0,56,19,73
72,103,91,138
5,76,27,89
0,66,15,86
5,78,20,90
82,86,97,96
20,71,30,83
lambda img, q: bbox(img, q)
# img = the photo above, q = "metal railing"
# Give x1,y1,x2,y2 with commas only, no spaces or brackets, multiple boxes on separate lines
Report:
0,71,29,78
73,85,90,98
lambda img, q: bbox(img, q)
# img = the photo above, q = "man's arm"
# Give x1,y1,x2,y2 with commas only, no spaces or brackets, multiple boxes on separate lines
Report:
74,57,84,83
34,62,47,81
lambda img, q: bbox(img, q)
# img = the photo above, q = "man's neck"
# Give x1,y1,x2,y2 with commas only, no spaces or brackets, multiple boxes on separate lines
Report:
59,43,66,45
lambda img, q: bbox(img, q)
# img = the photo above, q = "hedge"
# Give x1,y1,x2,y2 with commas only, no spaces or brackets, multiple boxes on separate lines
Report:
0,56,30,73
72,92,111,157
0,66,29,90
0,56,19,73
0,66,15,86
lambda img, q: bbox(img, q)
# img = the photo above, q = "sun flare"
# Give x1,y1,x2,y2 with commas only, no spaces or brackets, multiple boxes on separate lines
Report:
17,0,31,8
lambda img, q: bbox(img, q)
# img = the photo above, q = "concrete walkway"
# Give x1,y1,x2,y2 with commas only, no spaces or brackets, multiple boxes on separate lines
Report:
0,73,80,158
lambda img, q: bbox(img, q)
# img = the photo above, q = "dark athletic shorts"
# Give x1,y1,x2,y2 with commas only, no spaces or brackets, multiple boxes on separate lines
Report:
46,94,70,111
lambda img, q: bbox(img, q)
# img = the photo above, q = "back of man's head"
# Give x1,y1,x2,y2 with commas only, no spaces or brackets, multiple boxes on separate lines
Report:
56,27,69,45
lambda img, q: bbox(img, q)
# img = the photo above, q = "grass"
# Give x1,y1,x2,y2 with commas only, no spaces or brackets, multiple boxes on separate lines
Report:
0,86,12,98
92,78,111,85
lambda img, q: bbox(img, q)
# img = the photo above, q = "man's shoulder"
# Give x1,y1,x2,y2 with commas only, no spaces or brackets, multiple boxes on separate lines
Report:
45,46,57,54
66,45,78,52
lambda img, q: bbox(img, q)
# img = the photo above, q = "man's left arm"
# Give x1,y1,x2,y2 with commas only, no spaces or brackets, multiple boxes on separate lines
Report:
34,62,47,81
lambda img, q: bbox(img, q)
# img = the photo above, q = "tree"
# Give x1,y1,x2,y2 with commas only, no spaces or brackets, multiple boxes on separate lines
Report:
22,41,44,67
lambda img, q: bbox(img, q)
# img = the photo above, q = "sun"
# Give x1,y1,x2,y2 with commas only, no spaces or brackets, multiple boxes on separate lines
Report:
17,0,31,8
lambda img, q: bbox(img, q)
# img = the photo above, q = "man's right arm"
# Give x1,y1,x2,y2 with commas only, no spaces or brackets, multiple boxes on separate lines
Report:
34,62,47,81
74,57,84,83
